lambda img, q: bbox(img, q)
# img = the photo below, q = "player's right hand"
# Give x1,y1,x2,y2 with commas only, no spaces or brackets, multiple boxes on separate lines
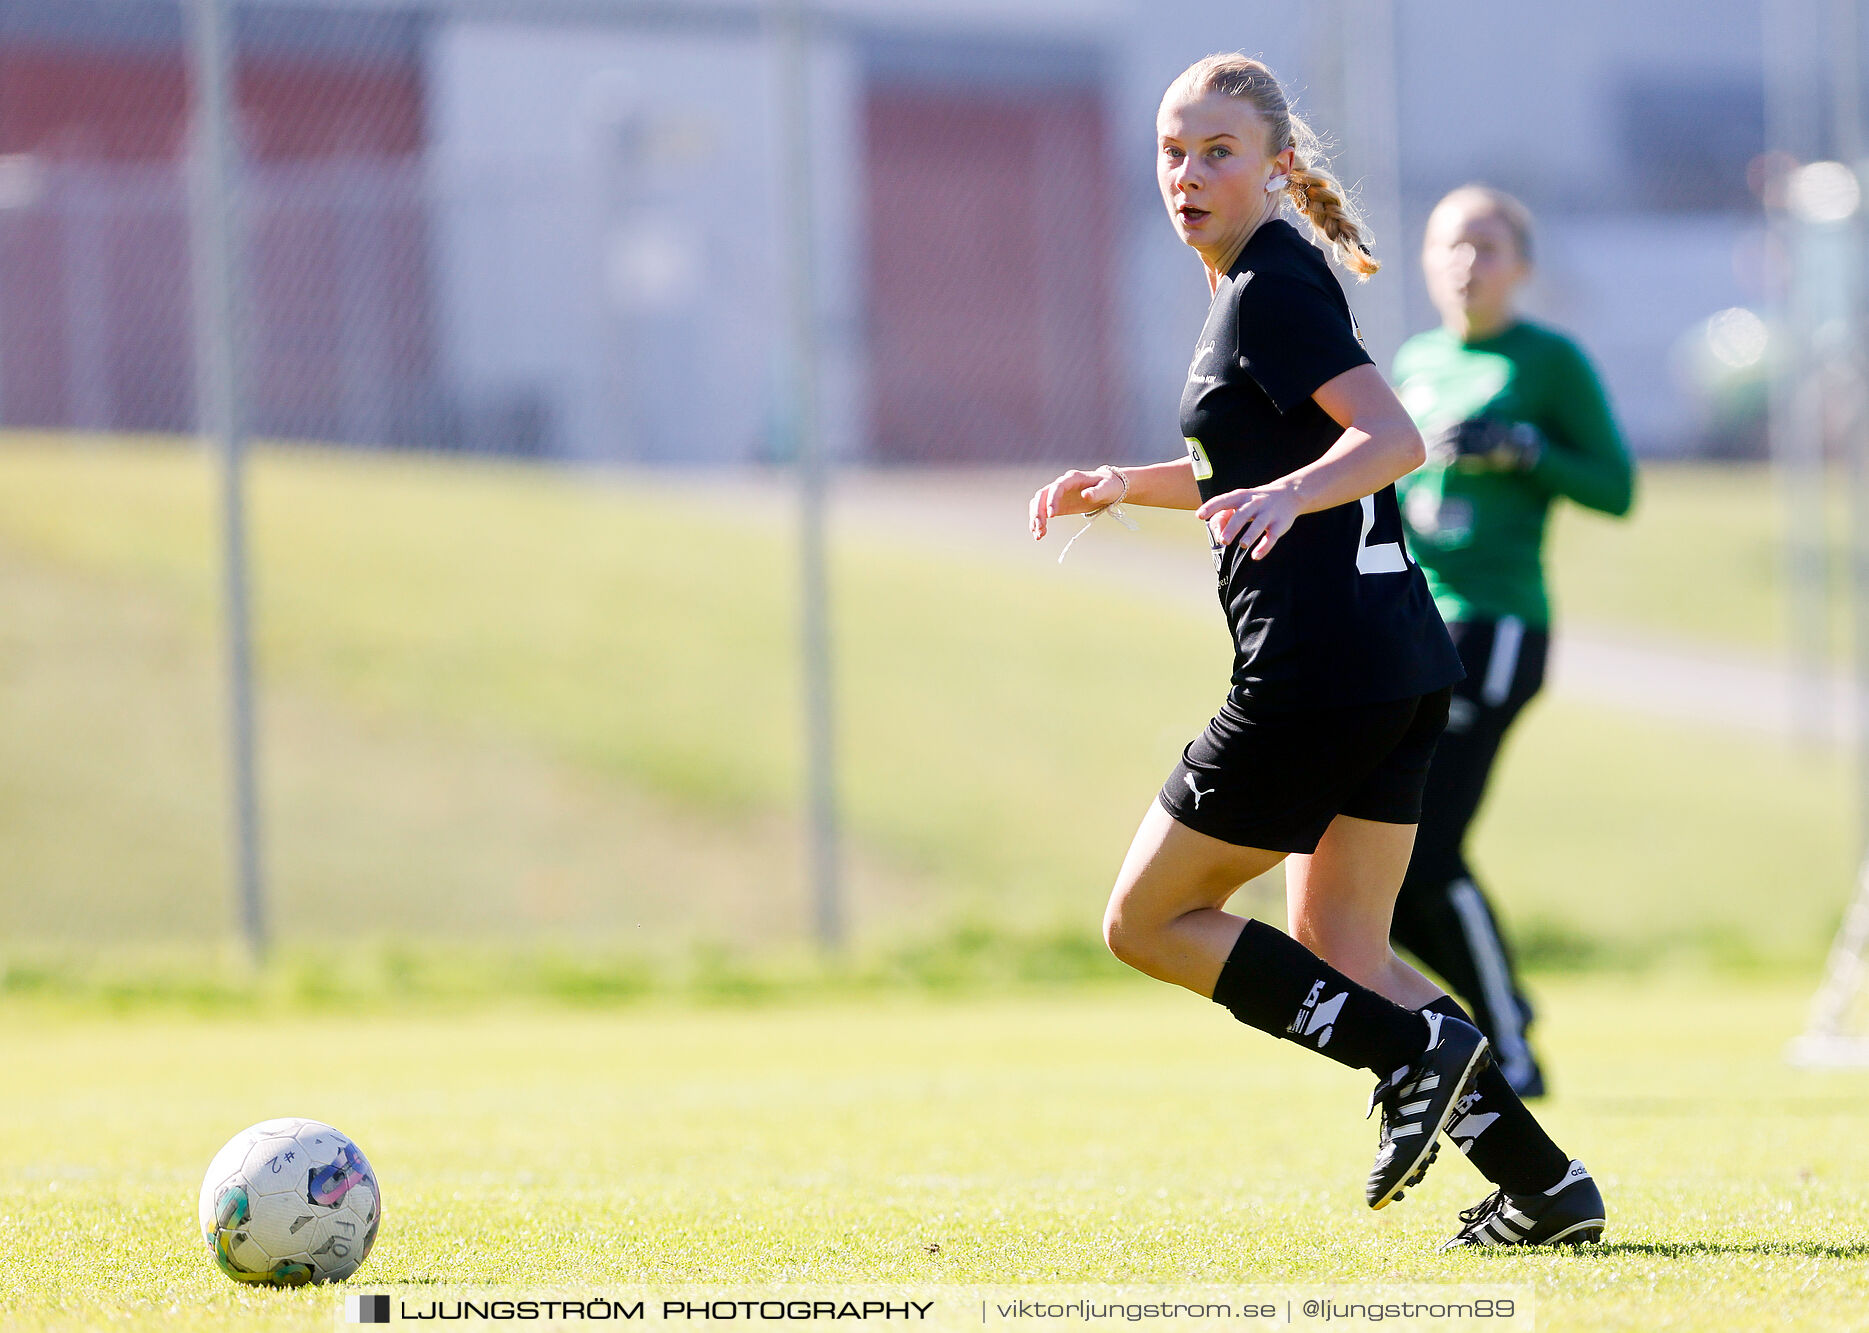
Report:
1029,468,1124,540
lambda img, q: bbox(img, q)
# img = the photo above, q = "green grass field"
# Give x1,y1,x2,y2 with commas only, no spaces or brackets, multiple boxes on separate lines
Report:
4,979,1867,1332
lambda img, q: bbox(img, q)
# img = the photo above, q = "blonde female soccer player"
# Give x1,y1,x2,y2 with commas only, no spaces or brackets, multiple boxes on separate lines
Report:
1028,56,1603,1249
1390,187,1636,1101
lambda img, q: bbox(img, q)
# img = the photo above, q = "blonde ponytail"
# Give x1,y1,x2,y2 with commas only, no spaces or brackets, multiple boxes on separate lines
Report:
1165,54,1380,280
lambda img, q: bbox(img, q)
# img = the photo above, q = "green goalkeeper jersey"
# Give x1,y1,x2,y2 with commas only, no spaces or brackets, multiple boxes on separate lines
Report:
1392,320,1635,628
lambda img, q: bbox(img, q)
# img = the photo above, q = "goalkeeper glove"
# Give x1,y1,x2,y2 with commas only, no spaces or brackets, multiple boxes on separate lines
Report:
1425,417,1545,473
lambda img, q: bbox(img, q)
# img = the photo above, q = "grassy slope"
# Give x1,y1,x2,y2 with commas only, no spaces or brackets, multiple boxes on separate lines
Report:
0,511,938,950
0,436,1852,965
0,436,1222,948
1543,462,1847,657
2,980,1866,1332
1473,691,1851,965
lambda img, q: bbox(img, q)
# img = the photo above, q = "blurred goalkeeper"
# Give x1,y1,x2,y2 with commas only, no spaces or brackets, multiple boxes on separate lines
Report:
1390,185,1636,1097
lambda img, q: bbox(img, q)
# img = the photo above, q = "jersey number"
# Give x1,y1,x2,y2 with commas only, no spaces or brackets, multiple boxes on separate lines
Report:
1356,494,1408,574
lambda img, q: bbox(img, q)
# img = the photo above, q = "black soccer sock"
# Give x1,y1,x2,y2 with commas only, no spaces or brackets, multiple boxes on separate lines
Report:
1421,995,1570,1194
1210,919,1430,1075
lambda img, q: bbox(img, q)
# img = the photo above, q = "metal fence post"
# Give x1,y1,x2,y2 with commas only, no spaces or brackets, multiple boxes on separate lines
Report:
775,0,841,949
187,0,267,962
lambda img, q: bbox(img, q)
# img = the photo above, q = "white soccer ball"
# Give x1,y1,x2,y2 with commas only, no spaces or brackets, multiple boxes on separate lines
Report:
197,1118,382,1286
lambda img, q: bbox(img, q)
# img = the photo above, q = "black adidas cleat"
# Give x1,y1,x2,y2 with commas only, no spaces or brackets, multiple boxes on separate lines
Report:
1365,1011,1491,1209
1441,1160,1606,1250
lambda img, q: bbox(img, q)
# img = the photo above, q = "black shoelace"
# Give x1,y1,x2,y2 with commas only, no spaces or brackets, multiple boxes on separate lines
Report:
1455,1188,1508,1236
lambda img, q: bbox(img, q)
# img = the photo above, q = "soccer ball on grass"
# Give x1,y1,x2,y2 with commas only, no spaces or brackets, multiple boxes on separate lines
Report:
197,1118,382,1285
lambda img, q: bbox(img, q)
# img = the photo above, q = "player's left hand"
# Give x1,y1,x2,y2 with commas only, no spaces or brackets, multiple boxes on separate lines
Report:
1196,484,1304,560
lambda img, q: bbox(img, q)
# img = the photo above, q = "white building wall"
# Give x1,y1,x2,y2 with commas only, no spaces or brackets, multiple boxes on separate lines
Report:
426,18,865,464
422,0,1799,460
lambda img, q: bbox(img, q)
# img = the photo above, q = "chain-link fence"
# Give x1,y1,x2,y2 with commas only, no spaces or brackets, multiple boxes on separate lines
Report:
3,0,1866,980
0,0,1165,963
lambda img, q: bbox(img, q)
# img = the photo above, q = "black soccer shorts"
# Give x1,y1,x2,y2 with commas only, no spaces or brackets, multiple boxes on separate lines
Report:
1157,687,1453,854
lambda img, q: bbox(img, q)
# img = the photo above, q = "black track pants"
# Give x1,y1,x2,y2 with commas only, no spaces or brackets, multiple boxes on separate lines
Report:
1391,616,1549,1090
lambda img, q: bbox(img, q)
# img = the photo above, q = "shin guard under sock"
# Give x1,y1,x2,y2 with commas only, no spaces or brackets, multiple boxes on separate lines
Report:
1210,919,1430,1075
1422,995,1570,1194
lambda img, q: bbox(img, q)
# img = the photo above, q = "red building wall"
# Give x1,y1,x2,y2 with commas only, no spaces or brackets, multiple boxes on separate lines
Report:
0,39,434,442
864,84,1121,464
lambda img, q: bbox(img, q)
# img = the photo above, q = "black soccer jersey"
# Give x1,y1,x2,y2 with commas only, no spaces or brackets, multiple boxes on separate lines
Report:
1179,220,1463,711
